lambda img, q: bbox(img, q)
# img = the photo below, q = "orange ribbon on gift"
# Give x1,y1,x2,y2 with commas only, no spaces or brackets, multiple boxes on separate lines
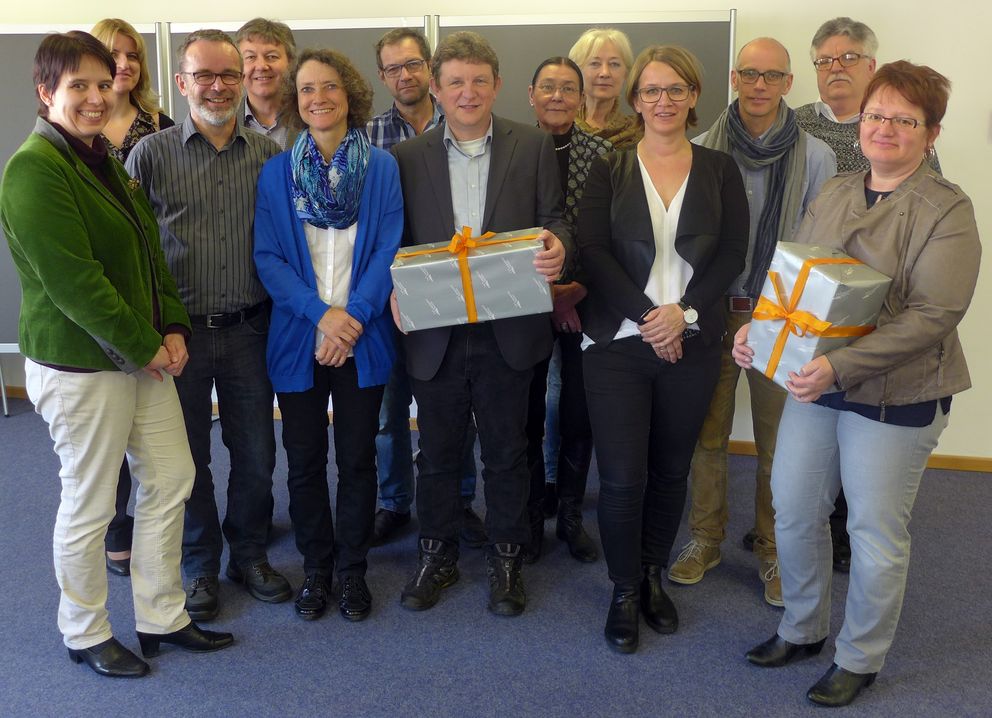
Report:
395,226,541,323
752,257,877,380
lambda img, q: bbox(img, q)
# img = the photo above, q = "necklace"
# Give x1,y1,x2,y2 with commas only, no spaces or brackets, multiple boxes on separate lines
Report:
555,142,571,152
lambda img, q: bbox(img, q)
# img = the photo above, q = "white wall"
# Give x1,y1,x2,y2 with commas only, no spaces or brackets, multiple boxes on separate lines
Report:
2,2,989,457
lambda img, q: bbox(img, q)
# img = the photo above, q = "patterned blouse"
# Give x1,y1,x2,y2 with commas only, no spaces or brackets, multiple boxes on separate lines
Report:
103,108,174,163
556,125,613,282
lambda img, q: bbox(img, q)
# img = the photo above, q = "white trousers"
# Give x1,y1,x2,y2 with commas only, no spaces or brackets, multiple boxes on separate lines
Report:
771,397,947,674
26,360,194,649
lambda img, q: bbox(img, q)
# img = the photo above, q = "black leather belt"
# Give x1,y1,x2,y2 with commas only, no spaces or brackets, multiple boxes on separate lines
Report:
189,301,267,329
727,296,756,312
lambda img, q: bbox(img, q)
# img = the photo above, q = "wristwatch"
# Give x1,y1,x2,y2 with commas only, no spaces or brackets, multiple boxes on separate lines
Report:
678,300,698,325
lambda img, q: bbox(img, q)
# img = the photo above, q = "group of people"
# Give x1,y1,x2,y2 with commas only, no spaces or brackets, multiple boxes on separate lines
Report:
0,14,980,710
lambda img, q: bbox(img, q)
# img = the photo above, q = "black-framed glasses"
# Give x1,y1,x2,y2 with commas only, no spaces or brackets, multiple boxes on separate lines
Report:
860,112,922,130
183,71,242,86
813,52,868,72
535,83,580,97
736,69,789,85
382,59,427,78
635,84,693,103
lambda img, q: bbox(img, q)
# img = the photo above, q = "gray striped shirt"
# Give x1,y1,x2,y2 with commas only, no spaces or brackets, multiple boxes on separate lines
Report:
126,115,281,315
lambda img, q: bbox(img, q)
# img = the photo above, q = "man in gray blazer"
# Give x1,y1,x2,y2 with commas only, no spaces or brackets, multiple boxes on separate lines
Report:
390,31,568,617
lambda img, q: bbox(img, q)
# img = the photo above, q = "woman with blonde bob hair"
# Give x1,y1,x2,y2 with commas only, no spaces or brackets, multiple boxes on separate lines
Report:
568,27,641,149
90,18,173,163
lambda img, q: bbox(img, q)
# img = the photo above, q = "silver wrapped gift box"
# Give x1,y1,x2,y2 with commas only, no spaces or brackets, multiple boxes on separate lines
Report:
748,242,892,389
391,227,552,332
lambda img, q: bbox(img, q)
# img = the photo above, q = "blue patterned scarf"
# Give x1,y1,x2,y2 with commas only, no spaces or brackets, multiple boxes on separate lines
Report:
291,127,370,229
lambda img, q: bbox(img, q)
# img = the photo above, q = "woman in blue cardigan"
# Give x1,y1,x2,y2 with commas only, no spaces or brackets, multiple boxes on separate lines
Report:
254,48,402,622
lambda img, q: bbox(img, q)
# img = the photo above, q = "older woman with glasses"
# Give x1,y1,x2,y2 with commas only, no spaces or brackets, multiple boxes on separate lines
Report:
568,28,642,149
736,61,980,707
521,57,612,564
89,18,176,578
253,49,401,622
577,45,747,653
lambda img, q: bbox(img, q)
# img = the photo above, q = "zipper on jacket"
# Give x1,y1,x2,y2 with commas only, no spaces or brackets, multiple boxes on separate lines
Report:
937,344,945,386
879,401,886,423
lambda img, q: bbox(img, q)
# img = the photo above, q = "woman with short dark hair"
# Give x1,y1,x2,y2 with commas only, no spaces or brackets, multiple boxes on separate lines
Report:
1,31,232,678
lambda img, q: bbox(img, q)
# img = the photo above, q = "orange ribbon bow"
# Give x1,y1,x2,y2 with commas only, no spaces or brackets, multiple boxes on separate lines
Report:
752,257,876,380
394,227,541,323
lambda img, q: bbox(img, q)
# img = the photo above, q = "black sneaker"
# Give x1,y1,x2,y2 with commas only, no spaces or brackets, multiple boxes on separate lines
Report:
486,543,526,617
372,508,412,546
184,576,220,621
295,572,331,620
226,557,293,603
460,506,488,548
339,575,373,621
400,539,459,611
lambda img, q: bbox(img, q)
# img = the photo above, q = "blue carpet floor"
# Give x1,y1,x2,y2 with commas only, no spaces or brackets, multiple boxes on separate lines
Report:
0,397,989,717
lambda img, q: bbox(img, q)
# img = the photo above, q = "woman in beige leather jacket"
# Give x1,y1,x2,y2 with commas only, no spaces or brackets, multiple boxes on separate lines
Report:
733,61,981,708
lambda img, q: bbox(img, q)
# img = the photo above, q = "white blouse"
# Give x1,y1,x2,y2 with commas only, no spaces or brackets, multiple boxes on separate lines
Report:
304,221,357,353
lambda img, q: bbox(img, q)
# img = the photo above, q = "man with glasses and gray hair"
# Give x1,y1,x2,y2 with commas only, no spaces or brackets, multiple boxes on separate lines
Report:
127,29,290,624
796,17,940,175
667,37,835,607
366,28,486,550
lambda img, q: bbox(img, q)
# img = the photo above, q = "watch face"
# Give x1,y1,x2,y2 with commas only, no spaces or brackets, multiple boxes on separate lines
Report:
684,307,699,324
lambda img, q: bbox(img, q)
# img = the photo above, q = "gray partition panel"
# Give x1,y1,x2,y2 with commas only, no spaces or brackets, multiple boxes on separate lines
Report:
439,16,733,131
0,29,159,346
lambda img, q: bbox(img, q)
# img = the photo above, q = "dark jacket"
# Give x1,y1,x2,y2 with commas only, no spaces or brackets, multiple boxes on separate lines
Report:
576,144,749,346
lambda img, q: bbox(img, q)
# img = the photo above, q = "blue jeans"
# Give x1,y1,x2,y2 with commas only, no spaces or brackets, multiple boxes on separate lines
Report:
376,335,477,514
772,397,947,673
176,311,276,579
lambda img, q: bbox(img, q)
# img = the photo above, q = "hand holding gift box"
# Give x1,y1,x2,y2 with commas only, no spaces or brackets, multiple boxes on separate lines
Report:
747,242,892,390
390,226,554,332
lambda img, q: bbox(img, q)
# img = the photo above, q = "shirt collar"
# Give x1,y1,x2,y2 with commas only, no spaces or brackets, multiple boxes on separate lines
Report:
815,100,860,125
442,116,493,155
181,113,248,147
386,95,444,128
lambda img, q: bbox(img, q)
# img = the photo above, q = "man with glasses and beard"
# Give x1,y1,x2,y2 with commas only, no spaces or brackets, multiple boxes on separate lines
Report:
127,29,290,623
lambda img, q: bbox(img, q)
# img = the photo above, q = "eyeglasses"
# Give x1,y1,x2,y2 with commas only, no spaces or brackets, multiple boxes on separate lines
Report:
860,112,923,130
382,59,426,78
535,83,580,97
736,69,789,85
635,84,694,103
183,71,242,86
813,52,868,72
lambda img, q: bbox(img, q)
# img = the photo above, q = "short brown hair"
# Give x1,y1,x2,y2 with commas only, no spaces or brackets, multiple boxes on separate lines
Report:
861,60,950,129
431,31,499,82
236,18,297,64
374,28,431,70
177,29,242,73
283,49,374,131
34,32,115,118
626,45,704,128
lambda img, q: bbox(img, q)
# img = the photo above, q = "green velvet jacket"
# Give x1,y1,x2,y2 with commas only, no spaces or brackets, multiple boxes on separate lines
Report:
0,118,189,373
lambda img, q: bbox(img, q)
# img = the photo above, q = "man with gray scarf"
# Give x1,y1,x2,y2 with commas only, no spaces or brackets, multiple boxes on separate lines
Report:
668,37,835,607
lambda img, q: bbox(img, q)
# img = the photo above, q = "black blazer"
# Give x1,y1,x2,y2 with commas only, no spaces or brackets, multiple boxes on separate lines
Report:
576,144,749,346
392,115,570,381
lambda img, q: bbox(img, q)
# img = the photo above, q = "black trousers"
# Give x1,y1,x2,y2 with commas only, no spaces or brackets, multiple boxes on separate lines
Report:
527,331,593,515
105,460,133,553
277,358,383,577
411,324,533,554
584,335,721,585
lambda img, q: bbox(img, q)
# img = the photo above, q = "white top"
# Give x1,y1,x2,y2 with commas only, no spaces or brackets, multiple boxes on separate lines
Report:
305,221,357,354
607,158,691,344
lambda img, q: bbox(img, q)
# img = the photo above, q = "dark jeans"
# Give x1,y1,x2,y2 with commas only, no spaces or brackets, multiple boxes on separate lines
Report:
176,313,276,579
527,331,593,516
105,459,133,553
376,333,478,513
411,324,534,554
584,335,721,585
277,358,383,577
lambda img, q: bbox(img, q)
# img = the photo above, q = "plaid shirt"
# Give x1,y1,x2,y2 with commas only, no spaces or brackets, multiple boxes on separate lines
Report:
366,97,443,151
